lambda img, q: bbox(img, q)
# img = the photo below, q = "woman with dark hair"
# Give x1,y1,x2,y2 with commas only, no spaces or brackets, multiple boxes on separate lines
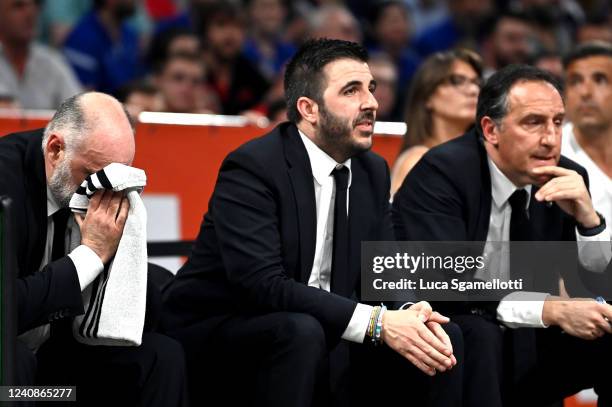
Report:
390,49,483,196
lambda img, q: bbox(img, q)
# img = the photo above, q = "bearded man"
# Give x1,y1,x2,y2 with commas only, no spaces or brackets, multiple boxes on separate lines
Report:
162,38,462,407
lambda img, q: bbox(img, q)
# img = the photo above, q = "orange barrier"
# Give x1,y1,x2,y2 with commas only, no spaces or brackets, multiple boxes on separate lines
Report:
0,116,403,240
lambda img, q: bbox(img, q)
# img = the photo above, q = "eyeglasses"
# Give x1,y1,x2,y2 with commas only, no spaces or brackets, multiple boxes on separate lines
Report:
444,74,483,89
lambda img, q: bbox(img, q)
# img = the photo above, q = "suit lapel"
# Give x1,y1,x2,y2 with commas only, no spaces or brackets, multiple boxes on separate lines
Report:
282,124,317,284
475,132,493,242
343,160,370,298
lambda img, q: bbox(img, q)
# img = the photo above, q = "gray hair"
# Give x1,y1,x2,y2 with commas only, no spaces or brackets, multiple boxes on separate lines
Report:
42,93,89,155
42,92,135,154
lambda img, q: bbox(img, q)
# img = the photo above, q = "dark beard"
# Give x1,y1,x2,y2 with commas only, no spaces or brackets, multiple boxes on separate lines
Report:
317,105,374,161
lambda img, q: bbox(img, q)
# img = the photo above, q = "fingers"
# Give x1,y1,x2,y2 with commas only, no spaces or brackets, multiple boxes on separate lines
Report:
535,176,584,202
417,324,453,364
532,166,573,177
411,301,432,322
599,303,612,321
107,191,124,217
98,189,113,212
75,213,84,228
405,342,449,373
427,321,454,357
116,195,130,227
88,190,104,211
427,311,450,324
402,351,436,376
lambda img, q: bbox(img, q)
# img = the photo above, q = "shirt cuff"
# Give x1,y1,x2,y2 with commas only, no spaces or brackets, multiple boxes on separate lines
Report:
341,303,374,343
68,245,104,291
575,226,612,273
496,291,550,328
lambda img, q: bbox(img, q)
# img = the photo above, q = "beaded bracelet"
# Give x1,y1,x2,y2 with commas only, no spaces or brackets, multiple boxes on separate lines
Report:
367,306,381,339
373,304,387,346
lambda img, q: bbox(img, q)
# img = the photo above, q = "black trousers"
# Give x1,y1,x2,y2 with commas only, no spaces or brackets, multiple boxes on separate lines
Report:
454,314,612,407
15,332,188,407
169,311,464,407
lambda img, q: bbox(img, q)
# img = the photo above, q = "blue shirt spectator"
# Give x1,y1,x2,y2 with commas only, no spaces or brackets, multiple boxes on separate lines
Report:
63,11,143,94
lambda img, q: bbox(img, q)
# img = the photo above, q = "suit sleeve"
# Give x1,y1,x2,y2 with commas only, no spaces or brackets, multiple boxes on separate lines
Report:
16,255,84,335
211,153,357,343
392,158,468,241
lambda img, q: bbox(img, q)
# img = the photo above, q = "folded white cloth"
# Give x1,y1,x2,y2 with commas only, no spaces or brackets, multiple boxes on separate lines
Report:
69,163,147,346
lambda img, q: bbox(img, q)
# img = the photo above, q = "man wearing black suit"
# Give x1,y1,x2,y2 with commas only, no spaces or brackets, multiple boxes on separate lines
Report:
162,39,461,407
393,65,612,406
0,92,187,406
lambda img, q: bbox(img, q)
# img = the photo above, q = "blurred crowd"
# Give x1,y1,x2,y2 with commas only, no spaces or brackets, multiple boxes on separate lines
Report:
0,0,611,126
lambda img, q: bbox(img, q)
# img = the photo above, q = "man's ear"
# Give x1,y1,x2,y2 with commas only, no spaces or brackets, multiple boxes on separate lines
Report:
480,116,500,146
45,133,66,167
296,96,318,125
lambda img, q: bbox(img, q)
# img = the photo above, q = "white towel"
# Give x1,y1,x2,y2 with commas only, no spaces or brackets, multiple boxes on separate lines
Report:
68,163,148,346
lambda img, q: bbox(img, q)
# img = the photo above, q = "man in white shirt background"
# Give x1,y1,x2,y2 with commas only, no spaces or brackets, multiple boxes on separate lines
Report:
562,41,612,238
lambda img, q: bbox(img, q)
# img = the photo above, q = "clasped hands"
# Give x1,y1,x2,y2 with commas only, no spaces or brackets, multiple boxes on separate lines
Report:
381,301,457,376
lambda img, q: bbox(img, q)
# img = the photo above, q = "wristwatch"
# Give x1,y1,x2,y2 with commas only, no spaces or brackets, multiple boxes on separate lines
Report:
577,211,606,236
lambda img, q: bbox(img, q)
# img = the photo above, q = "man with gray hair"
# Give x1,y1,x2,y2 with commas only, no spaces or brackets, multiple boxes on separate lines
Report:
0,92,187,406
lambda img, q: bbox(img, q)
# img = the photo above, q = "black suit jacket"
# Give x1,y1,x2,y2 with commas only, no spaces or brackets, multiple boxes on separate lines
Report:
0,129,83,335
162,123,394,344
392,128,605,300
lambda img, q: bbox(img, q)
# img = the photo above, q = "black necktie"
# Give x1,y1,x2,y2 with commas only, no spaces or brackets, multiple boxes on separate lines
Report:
507,189,536,380
331,166,349,294
508,189,530,242
51,208,71,261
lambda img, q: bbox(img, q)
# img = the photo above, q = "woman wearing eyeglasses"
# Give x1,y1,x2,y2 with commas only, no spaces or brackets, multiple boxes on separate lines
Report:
390,49,483,197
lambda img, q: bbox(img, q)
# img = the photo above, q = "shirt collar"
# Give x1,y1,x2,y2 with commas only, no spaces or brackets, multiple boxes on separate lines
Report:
487,156,531,210
298,129,352,187
46,185,61,218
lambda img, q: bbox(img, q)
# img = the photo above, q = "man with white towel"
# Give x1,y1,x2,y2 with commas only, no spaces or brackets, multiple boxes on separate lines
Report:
0,92,187,406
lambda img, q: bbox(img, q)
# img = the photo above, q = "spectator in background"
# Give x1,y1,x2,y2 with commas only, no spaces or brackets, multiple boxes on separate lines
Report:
307,4,362,43
481,11,535,76
146,26,200,73
367,53,399,121
530,49,563,81
413,0,495,56
391,49,482,196
366,1,421,119
576,17,612,44
403,0,449,36
154,52,216,114
154,0,214,38
243,0,295,82
37,0,91,47
201,1,269,115
0,0,82,110
511,0,584,54
63,0,144,95
117,80,160,119
562,41,612,235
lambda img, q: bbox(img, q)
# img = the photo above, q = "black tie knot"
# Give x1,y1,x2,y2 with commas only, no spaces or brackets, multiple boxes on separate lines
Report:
332,166,349,191
508,189,528,213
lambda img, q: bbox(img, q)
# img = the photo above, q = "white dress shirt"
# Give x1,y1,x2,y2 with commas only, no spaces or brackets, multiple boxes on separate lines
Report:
562,122,612,239
18,187,104,351
482,158,611,328
299,131,373,343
